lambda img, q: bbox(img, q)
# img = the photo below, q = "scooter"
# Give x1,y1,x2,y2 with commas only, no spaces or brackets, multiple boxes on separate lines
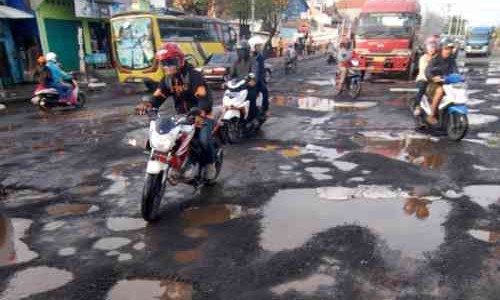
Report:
141,108,224,222
31,78,86,112
285,54,298,74
416,73,469,141
327,52,336,65
331,59,362,99
221,74,265,144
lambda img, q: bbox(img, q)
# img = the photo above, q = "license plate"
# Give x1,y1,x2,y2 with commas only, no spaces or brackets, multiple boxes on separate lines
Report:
373,57,385,62
203,69,212,74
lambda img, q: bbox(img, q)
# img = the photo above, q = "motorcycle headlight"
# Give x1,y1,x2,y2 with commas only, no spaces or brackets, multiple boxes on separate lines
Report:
150,130,177,152
351,59,360,67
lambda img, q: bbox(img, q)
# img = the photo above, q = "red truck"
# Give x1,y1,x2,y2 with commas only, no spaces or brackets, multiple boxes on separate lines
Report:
353,0,422,79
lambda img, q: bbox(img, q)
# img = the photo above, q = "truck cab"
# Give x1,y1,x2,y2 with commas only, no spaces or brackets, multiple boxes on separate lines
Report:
465,27,494,57
353,0,421,79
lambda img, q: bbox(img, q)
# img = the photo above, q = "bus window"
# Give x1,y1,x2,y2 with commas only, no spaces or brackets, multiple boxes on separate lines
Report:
205,22,220,42
111,17,155,70
159,20,215,42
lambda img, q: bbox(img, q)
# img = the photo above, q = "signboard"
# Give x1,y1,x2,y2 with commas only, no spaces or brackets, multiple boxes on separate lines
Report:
74,0,111,18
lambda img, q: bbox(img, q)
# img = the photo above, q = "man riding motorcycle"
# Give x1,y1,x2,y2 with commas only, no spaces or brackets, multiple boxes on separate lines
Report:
424,38,459,125
336,37,353,92
45,52,73,100
250,38,270,116
230,40,261,122
136,43,217,180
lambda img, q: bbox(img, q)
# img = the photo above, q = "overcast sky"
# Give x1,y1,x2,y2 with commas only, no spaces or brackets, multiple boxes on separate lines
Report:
421,0,500,26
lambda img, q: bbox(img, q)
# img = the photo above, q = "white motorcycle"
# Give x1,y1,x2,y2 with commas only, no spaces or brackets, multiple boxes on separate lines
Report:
417,73,469,141
141,108,224,222
221,74,265,144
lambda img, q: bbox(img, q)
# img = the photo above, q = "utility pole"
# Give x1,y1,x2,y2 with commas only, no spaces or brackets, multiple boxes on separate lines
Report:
447,3,453,36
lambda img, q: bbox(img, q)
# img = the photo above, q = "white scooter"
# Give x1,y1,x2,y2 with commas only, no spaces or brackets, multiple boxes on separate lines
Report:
221,74,264,144
417,73,469,141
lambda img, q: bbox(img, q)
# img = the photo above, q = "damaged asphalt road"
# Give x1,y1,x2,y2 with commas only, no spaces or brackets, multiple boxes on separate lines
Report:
0,54,500,300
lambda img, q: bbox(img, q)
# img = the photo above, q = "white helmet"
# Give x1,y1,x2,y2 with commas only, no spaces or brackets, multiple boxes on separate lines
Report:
45,52,57,62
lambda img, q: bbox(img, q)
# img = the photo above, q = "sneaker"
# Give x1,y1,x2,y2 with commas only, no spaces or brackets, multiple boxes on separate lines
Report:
205,163,217,180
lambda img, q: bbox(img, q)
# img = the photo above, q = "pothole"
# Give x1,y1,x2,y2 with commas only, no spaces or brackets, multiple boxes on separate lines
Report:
93,237,131,251
467,229,499,243
272,95,377,112
106,217,147,232
463,185,500,208
46,203,98,217
259,188,450,258
106,279,192,300
181,205,255,227
0,266,73,300
0,217,38,267
1,190,56,208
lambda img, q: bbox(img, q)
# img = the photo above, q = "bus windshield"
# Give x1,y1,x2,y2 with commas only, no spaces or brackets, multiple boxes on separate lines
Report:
111,17,156,70
357,13,413,38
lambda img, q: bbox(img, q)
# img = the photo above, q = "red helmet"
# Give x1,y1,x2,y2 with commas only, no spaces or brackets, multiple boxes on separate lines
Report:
156,42,185,67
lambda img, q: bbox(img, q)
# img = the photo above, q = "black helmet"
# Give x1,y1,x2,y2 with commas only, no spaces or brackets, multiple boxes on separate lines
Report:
440,37,455,49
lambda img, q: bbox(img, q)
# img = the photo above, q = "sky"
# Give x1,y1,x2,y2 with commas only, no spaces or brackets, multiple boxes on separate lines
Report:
421,0,500,26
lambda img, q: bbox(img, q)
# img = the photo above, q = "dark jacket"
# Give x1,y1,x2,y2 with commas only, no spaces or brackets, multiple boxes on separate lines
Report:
425,54,458,80
153,62,213,114
254,52,266,84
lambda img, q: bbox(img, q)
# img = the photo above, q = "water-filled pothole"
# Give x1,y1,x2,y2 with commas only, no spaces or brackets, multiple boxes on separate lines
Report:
106,279,192,300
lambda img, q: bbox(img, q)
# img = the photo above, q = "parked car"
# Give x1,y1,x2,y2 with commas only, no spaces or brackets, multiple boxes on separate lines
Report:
197,52,273,87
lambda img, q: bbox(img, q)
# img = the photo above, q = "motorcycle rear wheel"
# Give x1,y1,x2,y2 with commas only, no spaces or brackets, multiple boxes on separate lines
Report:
141,172,164,222
227,118,242,144
447,113,468,141
76,92,86,109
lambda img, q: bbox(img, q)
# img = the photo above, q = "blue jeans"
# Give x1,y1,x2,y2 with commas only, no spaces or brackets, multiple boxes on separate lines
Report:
50,82,72,99
198,119,215,165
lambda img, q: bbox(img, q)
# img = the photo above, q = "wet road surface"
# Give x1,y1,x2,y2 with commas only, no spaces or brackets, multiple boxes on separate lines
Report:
1,52,500,300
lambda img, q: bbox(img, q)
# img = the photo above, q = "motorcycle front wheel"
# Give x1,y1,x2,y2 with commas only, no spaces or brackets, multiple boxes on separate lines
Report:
207,148,224,185
227,118,242,144
349,79,362,99
141,172,164,222
447,113,468,141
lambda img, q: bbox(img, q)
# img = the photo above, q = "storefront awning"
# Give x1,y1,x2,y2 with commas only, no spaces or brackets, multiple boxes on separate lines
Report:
0,5,34,19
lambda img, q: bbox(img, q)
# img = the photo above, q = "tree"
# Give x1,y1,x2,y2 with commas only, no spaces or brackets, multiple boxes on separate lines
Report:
258,0,289,38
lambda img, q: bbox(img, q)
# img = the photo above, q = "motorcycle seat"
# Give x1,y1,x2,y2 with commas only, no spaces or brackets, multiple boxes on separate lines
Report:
35,88,59,96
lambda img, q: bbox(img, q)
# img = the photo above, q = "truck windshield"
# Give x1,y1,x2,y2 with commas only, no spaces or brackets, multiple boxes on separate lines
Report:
111,17,156,70
469,33,489,40
357,13,413,38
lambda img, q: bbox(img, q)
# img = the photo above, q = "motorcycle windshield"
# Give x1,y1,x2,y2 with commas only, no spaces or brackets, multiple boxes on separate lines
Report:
155,118,176,135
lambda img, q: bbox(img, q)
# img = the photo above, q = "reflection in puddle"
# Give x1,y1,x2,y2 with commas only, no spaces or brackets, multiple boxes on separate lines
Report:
133,242,146,251
93,237,131,251
468,229,500,243
2,190,56,208
305,167,332,181
352,132,445,169
42,220,66,231
106,217,147,232
106,279,192,300
303,144,357,171
260,188,450,258
118,253,133,262
272,95,377,112
181,205,252,227
175,247,202,263
58,247,76,256
468,114,499,126
183,228,209,239
463,185,500,208
271,273,335,295
0,266,73,300
46,203,96,217
0,217,39,267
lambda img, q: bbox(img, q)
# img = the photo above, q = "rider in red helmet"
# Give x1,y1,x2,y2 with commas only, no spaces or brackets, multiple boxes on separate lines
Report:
136,42,217,179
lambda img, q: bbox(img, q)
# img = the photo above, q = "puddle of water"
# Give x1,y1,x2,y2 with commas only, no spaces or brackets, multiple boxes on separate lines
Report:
133,242,146,251
468,99,486,106
118,253,133,262
175,248,202,263
0,266,73,300
473,165,500,172
181,205,251,227
46,203,94,217
279,165,294,171
486,78,500,85
1,190,56,208
93,237,131,251
106,250,121,257
305,167,332,181
42,220,66,231
271,273,335,295
272,95,376,112
468,114,499,126
0,217,38,267
101,173,128,196
477,132,500,147
106,217,147,232
303,144,358,171
307,80,332,86
0,103,6,111
353,134,446,170
348,177,365,183
182,228,209,239
463,185,500,208
260,188,450,258
468,229,500,243
106,279,192,300
58,247,76,256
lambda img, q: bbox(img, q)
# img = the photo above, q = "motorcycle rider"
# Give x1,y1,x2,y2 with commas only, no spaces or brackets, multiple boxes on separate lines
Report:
45,52,73,100
286,43,298,64
336,37,353,92
414,36,440,116
230,40,260,122
424,38,459,125
250,38,270,116
135,43,217,180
